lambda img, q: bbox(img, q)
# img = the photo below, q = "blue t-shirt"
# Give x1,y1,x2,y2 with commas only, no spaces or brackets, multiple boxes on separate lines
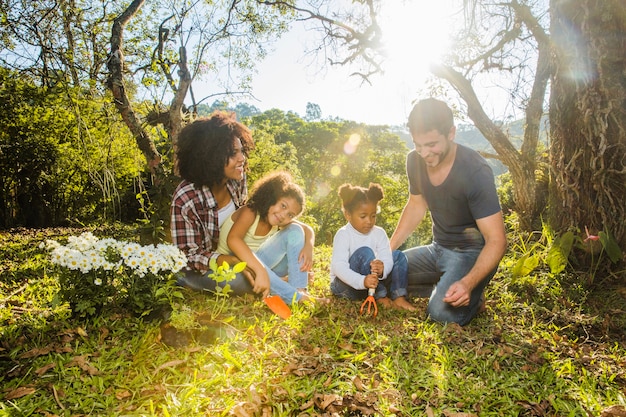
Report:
407,144,501,250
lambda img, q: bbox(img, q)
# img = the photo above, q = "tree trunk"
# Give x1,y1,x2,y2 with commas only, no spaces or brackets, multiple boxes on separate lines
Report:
549,0,626,263
106,0,162,172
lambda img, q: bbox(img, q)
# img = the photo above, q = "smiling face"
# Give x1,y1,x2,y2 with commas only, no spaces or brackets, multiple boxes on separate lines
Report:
345,201,378,235
411,127,456,169
266,196,302,228
223,137,246,181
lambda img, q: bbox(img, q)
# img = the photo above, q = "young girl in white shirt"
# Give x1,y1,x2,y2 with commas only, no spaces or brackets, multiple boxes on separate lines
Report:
330,183,415,311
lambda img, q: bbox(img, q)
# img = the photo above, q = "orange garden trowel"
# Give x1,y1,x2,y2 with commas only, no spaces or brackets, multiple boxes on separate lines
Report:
263,295,292,319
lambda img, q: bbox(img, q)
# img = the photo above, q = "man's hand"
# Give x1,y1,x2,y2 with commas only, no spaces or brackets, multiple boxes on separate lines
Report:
442,280,471,307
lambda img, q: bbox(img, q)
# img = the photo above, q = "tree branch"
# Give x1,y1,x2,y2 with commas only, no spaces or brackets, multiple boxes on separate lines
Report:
106,0,161,171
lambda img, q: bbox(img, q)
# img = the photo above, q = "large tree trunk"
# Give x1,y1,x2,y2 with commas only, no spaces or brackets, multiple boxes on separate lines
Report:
549,0,626,266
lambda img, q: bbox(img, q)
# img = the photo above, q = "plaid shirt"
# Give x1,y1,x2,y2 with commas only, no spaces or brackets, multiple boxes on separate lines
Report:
170,177,247,273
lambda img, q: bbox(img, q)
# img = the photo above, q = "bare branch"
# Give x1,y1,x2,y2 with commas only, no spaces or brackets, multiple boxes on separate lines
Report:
258,0,384,82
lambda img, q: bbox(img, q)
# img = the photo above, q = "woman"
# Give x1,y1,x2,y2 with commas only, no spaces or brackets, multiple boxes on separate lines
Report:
170,111,260,295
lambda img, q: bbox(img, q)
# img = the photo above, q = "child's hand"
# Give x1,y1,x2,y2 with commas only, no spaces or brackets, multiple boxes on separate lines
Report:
363,274,379,289
252,271,271,298
298,243,314,271
370,259,384,278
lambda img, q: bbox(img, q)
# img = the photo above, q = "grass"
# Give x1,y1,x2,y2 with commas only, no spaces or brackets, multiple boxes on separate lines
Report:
1,226,625,416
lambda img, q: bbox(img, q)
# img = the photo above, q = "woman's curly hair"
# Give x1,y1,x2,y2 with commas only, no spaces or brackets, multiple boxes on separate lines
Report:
338,182,384,213
247,171,305,220
176,111,254,187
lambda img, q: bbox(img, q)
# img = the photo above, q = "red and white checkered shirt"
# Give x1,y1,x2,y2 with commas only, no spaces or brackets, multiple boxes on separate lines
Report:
170,177,247,273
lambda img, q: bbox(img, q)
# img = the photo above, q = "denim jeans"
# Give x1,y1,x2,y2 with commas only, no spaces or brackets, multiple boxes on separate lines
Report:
404,242,495,326
177,223,307,305
256,222,309,302
330,246,409,301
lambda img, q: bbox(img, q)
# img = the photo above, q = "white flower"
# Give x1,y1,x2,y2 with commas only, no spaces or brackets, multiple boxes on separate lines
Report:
45,232,187,276
94,278,102,286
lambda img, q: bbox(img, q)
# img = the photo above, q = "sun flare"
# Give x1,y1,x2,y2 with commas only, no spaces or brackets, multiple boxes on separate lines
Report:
378,1,455,81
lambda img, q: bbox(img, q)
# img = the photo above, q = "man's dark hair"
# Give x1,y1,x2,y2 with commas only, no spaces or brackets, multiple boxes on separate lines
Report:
407,98,454,136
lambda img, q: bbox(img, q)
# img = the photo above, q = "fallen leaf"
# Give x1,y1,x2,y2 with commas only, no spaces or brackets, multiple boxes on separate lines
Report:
35,363,56,376
601,405,626,417
317,393,342,410
115,390,132,400
153,359,185,375
4,386,36,400
65,355,99,376
352,375,365,391
99,327,110,341
338,342,356,352
231,402,257,417
299,399,315,410
53,345,73,354
19,346,52,359
140,384,167,397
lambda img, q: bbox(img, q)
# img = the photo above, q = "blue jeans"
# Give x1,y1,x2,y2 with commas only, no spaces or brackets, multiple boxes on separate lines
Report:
404,242,495,326
330,246,409,301
177,223,307,305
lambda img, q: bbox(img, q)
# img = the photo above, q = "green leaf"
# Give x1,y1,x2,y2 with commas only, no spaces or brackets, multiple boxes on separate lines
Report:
512,253,540,278
209,258,218,272
232,262,247,273
547,231,574,274
599,231,623,263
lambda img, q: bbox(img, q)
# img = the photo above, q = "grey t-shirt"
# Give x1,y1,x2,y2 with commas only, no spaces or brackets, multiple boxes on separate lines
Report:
407,144,501,250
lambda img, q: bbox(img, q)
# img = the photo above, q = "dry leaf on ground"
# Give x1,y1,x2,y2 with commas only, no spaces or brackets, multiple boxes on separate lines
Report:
4,386,36,400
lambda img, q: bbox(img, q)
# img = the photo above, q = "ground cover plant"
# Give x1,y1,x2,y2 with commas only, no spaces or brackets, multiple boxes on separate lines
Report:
1,226,625,416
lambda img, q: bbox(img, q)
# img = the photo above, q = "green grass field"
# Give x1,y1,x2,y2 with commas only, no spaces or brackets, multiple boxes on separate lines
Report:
1,227,625,416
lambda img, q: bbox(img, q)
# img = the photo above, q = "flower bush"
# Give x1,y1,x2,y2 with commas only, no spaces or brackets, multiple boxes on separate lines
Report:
42,232,188,318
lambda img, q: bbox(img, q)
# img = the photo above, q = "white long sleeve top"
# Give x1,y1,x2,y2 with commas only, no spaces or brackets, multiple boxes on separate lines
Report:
330,222,394,290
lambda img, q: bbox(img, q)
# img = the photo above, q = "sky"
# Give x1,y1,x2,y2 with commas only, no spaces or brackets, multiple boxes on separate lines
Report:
195,1,459,127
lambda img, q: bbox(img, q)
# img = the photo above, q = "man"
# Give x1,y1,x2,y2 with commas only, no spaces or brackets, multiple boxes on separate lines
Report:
390,98,507,326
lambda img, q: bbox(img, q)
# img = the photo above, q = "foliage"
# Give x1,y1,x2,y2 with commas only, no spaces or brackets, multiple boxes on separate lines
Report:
0,68,143,228
1,227,625,416
504,216,623,287
41,232,187,318
245,110,421,246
